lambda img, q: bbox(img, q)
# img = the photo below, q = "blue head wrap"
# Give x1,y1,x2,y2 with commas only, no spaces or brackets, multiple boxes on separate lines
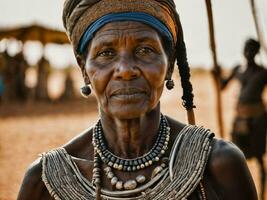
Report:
77,12,173,55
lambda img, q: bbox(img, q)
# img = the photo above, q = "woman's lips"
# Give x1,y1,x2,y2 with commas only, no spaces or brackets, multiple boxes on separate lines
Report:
110,88,147,100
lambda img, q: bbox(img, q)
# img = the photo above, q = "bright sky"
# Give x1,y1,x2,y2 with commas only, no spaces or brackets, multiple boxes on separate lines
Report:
0,0,266,68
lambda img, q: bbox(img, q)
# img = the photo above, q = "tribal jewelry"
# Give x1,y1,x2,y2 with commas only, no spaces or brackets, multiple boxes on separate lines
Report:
92,114,171,172
103,157,169,191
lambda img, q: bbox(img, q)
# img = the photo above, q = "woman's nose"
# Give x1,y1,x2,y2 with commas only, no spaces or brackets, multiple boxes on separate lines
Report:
114,55,141,80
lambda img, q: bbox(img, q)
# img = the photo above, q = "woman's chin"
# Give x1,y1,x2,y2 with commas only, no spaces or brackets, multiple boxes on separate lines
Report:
107,105,151,119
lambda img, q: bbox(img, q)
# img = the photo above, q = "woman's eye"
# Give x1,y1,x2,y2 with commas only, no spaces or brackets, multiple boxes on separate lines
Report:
97,50,115,57
136,47,153,55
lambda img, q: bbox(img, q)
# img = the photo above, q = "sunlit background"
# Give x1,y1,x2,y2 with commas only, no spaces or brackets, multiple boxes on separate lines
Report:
0,0,266,68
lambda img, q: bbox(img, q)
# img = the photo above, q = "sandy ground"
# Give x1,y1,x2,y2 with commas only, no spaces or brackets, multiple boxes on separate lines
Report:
0,70,266,199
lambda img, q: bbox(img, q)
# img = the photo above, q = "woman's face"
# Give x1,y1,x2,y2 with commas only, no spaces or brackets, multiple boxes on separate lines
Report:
84,21,168,119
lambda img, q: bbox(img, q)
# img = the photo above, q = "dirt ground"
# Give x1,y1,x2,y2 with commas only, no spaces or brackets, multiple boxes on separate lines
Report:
0,70,266,199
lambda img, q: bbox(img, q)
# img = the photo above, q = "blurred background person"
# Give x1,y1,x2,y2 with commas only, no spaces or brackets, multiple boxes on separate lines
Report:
35,56,51,101
216,38,267,199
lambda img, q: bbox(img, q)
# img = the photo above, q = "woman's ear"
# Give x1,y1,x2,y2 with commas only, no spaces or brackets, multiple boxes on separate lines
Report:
81,66,90,85
76,54,86,68
76,55,90,84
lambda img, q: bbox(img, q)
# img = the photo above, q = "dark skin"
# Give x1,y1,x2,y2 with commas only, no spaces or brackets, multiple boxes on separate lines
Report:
17,22,257,200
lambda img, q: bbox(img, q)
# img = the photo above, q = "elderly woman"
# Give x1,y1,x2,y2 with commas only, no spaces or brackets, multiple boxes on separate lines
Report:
18,0,257,199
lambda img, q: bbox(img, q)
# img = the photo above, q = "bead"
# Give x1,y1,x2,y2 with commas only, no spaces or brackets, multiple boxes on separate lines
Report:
104,167,111,173
156,146,161,151
162,157,169,163
148,160,153,165
116,181,123,190
161,163,167,168
93,174,100,179
118,165,123,171
140,164,145,169
93,168,100,173
111,176,118,186
113,163,119,169
94,178,101,184
136,175,146,183
145,162,149,167
110,157,116,162
129,160,133,166
151,166,163,178
123,166,128,171
124,180,137,190
107,171,114,179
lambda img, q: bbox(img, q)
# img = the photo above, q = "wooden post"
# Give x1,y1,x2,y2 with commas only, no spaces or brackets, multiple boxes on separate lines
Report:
249,0,267,55
205,0,224,138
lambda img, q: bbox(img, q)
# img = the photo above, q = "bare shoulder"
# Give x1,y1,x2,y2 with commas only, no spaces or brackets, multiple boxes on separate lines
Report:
206,138,258,200
63,127,94,159
17,128,94,199
17,157,52,200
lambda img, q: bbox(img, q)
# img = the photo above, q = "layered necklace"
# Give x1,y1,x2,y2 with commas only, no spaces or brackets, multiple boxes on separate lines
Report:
92,114,171,191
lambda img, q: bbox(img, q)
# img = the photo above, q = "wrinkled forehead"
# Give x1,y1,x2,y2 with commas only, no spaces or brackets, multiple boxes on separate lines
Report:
92,21,161,42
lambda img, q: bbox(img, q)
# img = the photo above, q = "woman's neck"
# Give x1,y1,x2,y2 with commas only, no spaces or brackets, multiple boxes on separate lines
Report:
99,105,161,159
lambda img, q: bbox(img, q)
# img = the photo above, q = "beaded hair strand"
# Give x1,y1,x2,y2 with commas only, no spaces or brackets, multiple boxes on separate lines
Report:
170,4,196,125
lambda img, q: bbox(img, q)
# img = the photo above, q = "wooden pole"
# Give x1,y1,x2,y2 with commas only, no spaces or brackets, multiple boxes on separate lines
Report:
249,0,267,55
205,0,224,138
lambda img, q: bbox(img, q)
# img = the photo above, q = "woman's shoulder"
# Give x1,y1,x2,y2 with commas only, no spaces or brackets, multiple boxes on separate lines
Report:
208,138,247,173
17,157,52,200
63,126,94,158
206,138,257,199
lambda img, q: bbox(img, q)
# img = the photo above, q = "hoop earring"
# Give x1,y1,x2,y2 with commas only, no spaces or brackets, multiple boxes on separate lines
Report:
166,79,174,90
80,85,91,98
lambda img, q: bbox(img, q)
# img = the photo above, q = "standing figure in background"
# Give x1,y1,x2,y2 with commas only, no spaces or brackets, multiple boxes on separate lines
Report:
35,56,50,100
60,67,75,100
14,52,29,101
0,51,17,101
217,38,267,199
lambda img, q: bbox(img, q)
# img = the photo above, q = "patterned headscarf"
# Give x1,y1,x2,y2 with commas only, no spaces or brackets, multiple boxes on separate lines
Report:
62,0,182,58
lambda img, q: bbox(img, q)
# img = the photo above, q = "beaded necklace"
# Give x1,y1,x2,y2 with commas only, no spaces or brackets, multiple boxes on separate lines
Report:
92,114,170,172
92,114,171,192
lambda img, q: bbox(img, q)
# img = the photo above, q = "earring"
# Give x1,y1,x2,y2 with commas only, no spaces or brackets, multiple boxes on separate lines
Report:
166,79,174,90
80,85,91,98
